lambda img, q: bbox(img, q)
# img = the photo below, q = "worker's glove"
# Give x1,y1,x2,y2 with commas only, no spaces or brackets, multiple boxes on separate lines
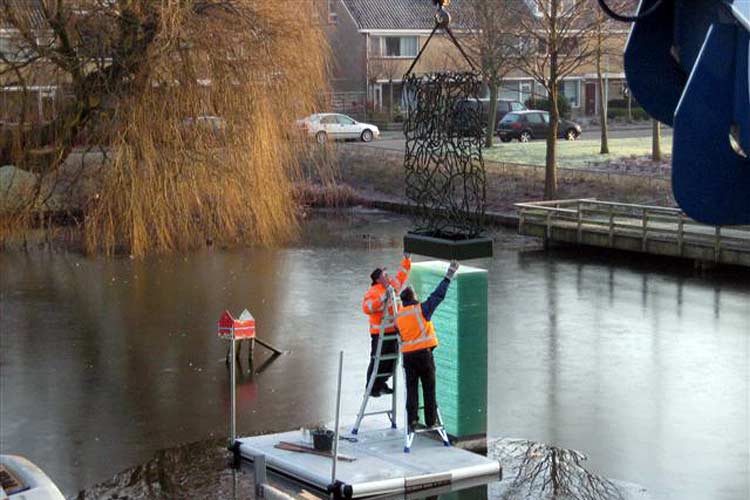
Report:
403,252,411,260
445,260,459,280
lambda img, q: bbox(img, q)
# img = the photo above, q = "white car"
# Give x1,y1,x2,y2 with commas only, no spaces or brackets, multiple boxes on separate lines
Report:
297,113,380,144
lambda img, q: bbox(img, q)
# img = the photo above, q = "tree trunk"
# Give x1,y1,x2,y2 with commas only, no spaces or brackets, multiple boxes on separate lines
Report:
388,79,394,122
597,41,609,154
545,85,560,200
652,119,661,161
485,81,499,148
627,91,632,122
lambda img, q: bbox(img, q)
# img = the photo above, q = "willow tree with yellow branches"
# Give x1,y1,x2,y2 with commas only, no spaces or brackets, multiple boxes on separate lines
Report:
0,0,329,256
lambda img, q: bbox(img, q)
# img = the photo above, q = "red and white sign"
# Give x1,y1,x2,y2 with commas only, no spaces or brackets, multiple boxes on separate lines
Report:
218,309,256,339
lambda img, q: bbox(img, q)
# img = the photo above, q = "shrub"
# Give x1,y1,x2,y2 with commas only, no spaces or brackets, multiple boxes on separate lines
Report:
607,98,641,109
607,107,650,121
524,95,572,119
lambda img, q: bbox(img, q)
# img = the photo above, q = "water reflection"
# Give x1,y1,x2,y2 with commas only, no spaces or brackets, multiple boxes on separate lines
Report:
1,212,748,500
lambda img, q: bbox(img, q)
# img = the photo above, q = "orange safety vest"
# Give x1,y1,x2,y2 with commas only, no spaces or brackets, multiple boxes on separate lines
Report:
395,303,438,353
362,257,411,335
363,283,398,334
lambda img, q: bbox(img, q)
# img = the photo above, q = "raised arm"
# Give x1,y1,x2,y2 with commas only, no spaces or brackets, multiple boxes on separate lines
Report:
389,253,412,292
421,261,459,321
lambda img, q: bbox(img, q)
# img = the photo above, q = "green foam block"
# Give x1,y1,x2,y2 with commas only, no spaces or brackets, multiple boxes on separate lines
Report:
408,261,488,438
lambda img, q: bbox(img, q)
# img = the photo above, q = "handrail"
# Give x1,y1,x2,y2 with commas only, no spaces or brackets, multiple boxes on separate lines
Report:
514,199,750,249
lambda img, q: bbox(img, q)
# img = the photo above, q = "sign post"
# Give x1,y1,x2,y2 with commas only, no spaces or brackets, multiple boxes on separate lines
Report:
218,309,256,443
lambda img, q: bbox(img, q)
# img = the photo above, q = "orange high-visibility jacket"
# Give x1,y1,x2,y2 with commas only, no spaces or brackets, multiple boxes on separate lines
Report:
362,256,411,335
395,303,438,353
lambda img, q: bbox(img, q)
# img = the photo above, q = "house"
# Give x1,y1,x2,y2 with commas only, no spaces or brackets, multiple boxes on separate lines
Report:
322,0,630,120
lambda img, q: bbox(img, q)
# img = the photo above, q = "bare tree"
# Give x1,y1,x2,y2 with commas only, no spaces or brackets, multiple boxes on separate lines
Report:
510,442,624,500
464,0,515,148
594,8,610,154
368,57,402,121
0,0,328,255
507,0,599,199
652,119,661,161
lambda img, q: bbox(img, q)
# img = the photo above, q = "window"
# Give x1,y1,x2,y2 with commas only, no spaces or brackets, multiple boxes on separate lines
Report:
336,115,355,125
536,36,578,56
520,82,532,104
530,0,579,18
527,113,544,124
380,36,418,58
541,112,550,123
0,34,31,62
560,36,579,55
369,36,382,57
499,82,519,101
327,0,338,24
511,101,525,111
560,80,580,107
320,116,337,125
501,113,521,124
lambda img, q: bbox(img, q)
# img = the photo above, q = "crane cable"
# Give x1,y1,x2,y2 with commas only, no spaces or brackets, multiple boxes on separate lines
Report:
597,0,665,22
404,0,477,78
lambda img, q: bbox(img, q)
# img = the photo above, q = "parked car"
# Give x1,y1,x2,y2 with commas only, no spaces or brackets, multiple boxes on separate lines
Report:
454,98,527,136
486,98,527,123
297,113,380,144
497,110,582,143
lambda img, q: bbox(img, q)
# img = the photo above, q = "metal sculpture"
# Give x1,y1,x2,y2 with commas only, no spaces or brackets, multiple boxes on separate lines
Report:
401,0,493,260
403,71,486,238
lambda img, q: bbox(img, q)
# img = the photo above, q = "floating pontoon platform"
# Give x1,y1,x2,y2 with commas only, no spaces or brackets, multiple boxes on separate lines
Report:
235,423,502,499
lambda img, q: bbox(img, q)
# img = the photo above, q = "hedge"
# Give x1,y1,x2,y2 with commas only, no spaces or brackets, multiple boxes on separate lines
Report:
524,95,572,119
607,107,650,121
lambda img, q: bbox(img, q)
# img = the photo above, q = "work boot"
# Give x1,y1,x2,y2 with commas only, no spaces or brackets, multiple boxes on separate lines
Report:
380,384,394,395
408,421,420,434
370,387,382,397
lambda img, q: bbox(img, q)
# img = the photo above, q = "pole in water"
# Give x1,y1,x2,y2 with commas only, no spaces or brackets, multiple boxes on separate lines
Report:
230,336,237,444
331,350,344,487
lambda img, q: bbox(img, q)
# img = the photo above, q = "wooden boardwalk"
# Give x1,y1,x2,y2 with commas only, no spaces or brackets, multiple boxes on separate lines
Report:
515,199,750,267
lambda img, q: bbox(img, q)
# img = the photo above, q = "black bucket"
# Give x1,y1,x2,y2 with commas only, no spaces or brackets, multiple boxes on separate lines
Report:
312,429,334,452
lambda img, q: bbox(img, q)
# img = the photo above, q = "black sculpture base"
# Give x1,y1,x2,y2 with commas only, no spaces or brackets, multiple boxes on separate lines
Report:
404,232,493,261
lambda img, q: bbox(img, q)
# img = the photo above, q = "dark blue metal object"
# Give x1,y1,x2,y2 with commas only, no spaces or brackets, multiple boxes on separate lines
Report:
623,0,750,224
623,0,686,125
672,24,750,225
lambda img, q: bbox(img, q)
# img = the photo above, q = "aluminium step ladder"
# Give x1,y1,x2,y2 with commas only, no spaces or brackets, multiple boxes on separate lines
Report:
351,285,401,435
403,406,450,453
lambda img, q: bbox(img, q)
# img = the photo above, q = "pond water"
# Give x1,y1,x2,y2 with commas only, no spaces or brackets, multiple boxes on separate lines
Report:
1,210,747,499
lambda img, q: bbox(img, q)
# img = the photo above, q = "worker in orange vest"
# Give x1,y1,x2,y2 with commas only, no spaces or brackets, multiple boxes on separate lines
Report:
362,253,412,397
395,260,459,432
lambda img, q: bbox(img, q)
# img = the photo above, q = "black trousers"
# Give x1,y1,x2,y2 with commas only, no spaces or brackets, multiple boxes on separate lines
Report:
365,334,398,390
403,348,437,428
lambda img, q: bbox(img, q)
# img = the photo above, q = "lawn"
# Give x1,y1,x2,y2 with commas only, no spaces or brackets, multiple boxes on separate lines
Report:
483,136,673,169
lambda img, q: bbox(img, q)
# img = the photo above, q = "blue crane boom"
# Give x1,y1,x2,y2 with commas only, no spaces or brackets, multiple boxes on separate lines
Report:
618,0,749,224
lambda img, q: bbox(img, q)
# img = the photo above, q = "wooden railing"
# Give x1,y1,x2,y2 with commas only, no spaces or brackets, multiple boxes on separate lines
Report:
515,199,750,260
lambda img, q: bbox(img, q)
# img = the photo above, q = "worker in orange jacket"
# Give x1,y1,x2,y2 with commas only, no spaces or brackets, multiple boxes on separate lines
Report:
362,253,411,397
395,260,458,432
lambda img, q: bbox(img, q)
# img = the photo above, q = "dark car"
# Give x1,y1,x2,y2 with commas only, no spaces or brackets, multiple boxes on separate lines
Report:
454,98,527,137
489,99,527,123
497,110,582,143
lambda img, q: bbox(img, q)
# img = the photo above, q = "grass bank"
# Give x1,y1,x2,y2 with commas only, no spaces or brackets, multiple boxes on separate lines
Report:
484,136,673,169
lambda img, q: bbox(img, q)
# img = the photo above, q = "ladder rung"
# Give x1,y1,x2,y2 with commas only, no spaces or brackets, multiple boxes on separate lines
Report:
375,373,392,378
363,410,393,417
377,354,399,361
412,426,444,435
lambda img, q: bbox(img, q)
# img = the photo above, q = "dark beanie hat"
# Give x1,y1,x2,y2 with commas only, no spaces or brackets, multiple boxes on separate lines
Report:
400,286,415,303
370,268,383,284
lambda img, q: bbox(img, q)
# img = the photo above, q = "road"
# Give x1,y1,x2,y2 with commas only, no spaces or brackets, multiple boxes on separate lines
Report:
367,125,672,151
